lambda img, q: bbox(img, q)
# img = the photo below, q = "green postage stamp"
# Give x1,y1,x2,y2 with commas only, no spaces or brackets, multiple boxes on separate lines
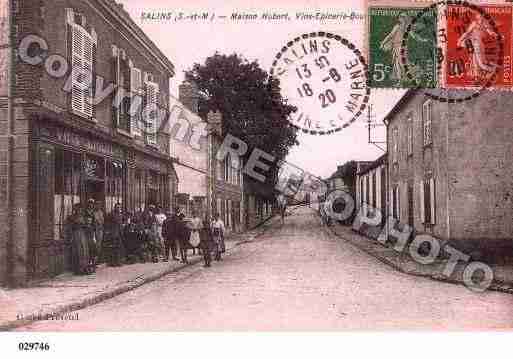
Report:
368,7,438,88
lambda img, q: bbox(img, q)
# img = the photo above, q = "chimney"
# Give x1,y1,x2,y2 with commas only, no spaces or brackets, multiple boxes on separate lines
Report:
206,110,223,135
179,81,200,114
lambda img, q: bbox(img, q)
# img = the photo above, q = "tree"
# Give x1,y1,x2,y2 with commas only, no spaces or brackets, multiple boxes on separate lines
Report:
185,53,299,195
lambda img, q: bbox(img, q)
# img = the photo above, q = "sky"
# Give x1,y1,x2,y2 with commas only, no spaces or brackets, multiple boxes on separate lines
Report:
119,0,405,179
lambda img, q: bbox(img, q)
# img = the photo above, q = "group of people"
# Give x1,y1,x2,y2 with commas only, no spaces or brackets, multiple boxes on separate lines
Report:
163,210,226,267
65,199,227,275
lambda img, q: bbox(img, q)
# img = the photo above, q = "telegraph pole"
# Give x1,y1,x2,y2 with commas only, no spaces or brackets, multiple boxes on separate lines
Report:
367,104,386,152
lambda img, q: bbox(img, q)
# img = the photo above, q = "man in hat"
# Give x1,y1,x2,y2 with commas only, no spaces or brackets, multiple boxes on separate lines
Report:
162,208,180,261
105,203,125,266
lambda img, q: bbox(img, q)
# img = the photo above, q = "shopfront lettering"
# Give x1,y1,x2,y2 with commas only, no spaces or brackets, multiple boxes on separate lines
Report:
41,124,124,158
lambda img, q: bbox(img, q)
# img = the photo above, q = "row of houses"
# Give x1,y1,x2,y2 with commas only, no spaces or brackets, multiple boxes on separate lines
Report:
171,82,273,234
327,89,513,264
0,0,273,286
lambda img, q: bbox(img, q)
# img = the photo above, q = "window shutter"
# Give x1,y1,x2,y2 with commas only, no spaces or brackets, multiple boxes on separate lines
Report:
71,24,94,118
395,185,400,221
419,180,425,223
390,188,394,219
113,50,119,127
82,29,94,117
71,25,84,115
430,177,436,225
145,79,159,144
130,67,142,136
376,168,381,210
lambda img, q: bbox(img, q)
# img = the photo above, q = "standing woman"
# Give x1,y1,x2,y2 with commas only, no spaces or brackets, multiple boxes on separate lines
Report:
154,205,167,259
211,212,226,261
65,204,91,275
200,217,213,267
84,198,98,273
144,205,160,263
189,211,202,255
93,201,105,263
177,213,189,264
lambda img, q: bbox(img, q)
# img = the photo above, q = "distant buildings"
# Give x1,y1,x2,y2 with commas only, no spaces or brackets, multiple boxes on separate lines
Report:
207,110,245,234
355,154,387,223
330,88,513,264
170,82,208,219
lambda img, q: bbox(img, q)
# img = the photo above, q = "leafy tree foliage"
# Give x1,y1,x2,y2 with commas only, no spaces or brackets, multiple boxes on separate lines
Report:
185,53,299,198
185,53,298,162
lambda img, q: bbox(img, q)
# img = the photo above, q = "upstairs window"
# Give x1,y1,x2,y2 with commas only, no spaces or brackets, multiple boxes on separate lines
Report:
112,47,131,133
67,9,97,119
216,159,223,181
130,66,143,136
422,100,433,146
407,117,413,156
144,74,159,145
392,127,399,164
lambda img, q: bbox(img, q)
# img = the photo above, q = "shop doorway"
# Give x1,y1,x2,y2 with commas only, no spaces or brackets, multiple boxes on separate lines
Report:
85,179,105,204
147,188,158,207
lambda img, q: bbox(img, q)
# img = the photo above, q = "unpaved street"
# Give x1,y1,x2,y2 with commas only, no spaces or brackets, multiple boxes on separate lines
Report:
18,207,513,330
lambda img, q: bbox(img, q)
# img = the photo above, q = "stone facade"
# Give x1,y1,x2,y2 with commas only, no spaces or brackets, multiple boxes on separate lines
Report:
385,90,513,262
169,83,208,218
0,0,177,286
355,154,387,223
207,111,245,233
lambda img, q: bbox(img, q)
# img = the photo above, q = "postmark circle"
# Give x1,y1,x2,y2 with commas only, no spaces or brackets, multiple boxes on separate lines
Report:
400,0,505,103
270,32,370,135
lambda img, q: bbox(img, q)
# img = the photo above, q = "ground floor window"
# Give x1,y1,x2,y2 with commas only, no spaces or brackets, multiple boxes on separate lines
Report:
147,170,169,210
54,149,82,241
420,178,436,225
392,185,400,220
105,160,124,213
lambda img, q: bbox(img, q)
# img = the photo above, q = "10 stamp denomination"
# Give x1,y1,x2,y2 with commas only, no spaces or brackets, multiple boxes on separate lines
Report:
270,32,370,135
444,3,512,89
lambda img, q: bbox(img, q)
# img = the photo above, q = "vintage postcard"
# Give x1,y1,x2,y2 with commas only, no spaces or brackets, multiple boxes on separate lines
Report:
1,0,513,357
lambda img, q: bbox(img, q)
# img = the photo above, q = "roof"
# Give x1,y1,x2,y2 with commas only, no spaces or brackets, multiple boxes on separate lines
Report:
328,160,374,180
383,89,416,126
357,153,387,176
100,0,175,76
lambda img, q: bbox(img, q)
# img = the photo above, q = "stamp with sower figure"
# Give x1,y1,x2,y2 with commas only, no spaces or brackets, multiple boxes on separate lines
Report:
368,6,438,88
367,0,512,93
444,3,512,89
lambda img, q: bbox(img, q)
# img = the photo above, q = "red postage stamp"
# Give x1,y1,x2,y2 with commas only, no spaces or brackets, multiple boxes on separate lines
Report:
444,4,512,89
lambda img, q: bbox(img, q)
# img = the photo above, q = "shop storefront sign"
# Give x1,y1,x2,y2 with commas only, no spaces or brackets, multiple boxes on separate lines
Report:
39,124,124,159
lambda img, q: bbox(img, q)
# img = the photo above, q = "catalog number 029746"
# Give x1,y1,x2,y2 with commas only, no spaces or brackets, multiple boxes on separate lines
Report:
18,342,51,351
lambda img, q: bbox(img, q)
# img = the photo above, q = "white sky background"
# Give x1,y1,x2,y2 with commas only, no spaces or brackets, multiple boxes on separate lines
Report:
119,0,405,178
